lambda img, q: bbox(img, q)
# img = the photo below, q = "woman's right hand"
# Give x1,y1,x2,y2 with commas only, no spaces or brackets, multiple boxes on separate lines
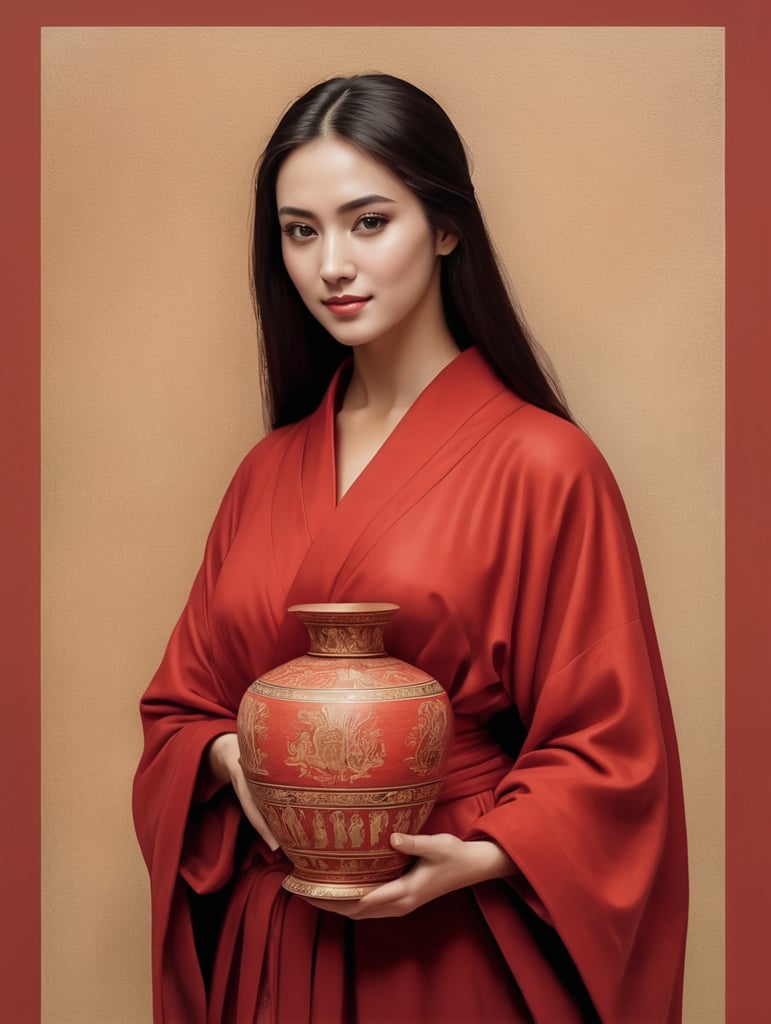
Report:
208,733,281,851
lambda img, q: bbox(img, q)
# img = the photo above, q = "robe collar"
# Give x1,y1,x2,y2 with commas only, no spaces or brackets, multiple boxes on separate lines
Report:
270,347,524,658
305,345,514,528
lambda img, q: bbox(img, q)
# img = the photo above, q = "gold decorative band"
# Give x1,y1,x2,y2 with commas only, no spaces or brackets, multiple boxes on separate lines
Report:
282,877,381,899
250,679,443,702
249,780,444,808
289,849,403,863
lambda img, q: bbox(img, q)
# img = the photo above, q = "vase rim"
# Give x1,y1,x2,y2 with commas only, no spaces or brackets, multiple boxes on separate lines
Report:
288,602,399,615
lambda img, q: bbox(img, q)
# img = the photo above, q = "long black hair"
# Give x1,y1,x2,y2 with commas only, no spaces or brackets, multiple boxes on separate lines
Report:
251,73,572,428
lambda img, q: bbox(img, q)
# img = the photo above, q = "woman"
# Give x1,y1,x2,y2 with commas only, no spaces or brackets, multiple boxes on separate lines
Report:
133,73,688,1023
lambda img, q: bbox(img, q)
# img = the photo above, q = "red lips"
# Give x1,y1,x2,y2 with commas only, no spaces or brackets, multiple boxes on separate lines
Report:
323,295,371,317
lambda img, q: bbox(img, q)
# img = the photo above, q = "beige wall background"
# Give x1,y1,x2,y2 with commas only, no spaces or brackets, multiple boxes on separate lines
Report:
41,27,724,1024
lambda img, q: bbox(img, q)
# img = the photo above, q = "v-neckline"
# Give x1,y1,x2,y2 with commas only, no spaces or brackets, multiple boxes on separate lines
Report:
296,346,513,547
329,351,467,508
271,345,521,660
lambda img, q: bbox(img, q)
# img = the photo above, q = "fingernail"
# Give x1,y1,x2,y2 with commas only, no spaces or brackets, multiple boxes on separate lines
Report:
391,833,403,847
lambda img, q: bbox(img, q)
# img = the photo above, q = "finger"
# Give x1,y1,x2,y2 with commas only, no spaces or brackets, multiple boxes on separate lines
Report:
356,876,407,909
244,805,281,851
241,800,280,849
390,831,454,859
349,892,412,920
302,886,410,920
233,776,280,850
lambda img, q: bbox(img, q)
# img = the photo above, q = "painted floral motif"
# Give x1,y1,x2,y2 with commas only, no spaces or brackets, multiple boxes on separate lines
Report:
405,700,449,775
286,704,386,782
237,698,270,775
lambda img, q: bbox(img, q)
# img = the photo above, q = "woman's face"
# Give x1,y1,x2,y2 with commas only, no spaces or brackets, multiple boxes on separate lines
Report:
276,136,456,352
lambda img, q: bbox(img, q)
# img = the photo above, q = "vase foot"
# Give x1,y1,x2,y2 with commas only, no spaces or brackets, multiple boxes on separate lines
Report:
281,874,383,900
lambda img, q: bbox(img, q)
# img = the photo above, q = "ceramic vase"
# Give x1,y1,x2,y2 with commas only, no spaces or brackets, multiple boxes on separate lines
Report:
237,603,453,899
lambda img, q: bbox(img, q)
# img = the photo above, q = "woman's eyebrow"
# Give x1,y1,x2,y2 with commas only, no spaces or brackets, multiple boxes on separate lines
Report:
277,194,397,218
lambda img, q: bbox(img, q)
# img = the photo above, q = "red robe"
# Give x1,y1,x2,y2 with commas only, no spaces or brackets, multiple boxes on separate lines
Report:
133,347,688,1023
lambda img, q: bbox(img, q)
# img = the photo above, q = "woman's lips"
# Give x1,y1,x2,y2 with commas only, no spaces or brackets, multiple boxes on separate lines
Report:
323,295,371,317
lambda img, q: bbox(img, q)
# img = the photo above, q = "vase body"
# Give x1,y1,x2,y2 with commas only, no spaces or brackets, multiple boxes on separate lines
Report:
237,603,453,898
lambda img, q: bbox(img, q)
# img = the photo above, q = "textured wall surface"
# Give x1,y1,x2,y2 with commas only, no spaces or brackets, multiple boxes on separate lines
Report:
41,26,724,1023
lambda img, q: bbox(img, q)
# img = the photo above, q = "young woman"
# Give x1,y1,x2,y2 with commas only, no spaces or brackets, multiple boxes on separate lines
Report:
133,74,688,1023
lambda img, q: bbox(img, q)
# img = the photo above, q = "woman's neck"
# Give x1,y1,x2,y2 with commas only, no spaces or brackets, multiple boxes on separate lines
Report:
342,330,461,418
334,329,460,502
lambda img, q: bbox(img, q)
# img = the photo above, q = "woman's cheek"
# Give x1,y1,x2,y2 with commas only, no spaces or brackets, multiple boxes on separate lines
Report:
375,234,425,281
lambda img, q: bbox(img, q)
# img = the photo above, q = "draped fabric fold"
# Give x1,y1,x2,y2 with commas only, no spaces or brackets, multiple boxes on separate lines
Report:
133,347,687,1023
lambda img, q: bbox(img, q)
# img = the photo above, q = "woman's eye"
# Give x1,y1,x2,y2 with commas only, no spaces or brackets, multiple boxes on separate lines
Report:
283,223,316,239
356,214,388,232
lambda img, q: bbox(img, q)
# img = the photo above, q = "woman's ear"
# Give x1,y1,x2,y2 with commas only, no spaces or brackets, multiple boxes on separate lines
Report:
435,229,459,256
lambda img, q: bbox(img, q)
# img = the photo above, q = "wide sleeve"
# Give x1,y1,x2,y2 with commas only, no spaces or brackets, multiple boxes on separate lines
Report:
466,422,688,1024
132,443,274,1023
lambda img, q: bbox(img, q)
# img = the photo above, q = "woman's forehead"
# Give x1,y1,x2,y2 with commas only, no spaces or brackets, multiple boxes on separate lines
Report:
276,137,410,210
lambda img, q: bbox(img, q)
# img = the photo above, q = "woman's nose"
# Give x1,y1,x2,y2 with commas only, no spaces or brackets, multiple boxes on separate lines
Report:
319,234,355,284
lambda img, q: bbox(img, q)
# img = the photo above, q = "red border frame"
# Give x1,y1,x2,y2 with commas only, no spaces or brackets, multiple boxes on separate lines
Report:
2,2,768,1021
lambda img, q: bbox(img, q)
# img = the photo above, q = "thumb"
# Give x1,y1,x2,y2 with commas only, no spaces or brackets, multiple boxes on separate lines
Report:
390,831,448,859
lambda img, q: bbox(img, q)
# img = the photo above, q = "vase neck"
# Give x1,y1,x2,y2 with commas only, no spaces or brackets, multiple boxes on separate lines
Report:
288,604,399,658
303,620,386,658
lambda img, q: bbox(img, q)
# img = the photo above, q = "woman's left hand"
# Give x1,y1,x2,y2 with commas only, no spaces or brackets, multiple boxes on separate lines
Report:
299,833,516,919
